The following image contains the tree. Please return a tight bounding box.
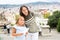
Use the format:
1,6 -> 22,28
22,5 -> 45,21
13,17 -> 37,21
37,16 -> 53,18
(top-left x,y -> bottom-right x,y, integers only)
48,10 -> 60,28
43,12 -> 50,19
57,18 -> 60,32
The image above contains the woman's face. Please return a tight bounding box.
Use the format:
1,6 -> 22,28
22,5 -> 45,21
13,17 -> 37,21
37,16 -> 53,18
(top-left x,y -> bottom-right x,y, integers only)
22,7 -> 28,16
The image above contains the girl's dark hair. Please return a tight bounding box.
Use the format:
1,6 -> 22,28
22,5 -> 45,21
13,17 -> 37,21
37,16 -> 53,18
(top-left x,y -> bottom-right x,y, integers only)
19,5 -> 30,17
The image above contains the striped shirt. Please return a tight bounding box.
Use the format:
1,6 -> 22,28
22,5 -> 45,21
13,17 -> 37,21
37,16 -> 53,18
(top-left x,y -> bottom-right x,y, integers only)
24,12 -> 40,33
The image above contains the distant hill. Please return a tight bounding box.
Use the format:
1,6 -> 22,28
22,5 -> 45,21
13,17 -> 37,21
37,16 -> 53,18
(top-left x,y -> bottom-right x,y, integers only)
27,2 -> 60,5
0,2 -> 60,8
0,4 -> 20,8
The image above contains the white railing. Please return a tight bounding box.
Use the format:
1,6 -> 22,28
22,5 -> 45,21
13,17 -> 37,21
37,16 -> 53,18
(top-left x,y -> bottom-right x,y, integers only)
35,17 -> 51,35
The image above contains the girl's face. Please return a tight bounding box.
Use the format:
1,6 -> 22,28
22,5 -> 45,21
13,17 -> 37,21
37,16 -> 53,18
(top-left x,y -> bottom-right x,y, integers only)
22,7 -> 28,16
18,17 -> 25,26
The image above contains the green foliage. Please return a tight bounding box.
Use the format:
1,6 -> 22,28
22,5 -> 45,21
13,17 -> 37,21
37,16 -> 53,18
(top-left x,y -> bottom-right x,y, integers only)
57,18 -> 60,32
43,12 -> 50,19
15,14 -> 20,21
48,10 -> 60,28
10,23 -> 15,26
0,37 -> 1,40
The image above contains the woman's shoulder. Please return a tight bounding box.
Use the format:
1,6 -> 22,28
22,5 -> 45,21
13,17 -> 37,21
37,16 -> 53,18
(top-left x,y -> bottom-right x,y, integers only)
30,12 -> 34,16
30,11 -> 34,14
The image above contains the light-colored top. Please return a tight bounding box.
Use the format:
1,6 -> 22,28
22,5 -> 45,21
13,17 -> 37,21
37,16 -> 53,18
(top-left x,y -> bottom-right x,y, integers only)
13,25 -> 28,40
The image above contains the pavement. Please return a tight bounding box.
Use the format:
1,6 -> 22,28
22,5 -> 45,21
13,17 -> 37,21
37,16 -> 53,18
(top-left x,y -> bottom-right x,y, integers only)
0,29 -> 60,40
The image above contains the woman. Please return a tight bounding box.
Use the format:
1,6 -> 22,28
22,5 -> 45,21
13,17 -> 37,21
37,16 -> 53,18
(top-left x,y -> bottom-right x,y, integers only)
19,5 -> 40,40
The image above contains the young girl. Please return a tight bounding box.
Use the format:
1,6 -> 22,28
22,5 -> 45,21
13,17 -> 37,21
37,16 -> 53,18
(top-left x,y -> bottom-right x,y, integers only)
12,16 -> 28,40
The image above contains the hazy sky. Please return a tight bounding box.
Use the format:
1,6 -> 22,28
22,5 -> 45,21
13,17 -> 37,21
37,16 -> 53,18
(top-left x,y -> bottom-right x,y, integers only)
0,0 -> 60,4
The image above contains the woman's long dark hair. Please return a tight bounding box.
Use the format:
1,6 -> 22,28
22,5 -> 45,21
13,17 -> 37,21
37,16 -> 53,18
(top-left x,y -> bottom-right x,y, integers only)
19,5 -> 30,17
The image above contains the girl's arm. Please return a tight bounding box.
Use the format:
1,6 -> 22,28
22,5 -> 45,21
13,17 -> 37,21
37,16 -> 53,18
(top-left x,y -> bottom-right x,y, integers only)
12,28 -> 23,36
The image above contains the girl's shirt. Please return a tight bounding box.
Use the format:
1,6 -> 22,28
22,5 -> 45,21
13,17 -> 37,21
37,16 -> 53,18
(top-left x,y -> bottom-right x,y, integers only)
13,25 -> 28,40
13,25 -> 28,35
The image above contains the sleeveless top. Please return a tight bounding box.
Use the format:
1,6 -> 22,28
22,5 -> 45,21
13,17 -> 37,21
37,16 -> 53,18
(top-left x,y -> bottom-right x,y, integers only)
13,25 -> 28,40
24,12 -> 40,33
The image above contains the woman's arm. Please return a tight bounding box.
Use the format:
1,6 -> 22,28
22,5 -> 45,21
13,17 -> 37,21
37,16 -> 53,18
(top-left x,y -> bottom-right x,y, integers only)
12,28 -> 23,36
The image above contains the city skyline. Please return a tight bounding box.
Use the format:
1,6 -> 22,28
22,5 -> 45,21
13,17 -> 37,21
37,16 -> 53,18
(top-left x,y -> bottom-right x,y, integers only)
0,0 -> 60,4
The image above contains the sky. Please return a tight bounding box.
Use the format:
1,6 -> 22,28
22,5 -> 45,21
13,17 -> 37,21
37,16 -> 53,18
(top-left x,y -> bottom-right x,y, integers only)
0,0 -> 60,4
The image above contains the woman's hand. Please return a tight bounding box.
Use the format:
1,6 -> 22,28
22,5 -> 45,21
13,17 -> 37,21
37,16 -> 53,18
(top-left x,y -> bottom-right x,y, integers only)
25,32 -> 28,40
26,32 -> 28,36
